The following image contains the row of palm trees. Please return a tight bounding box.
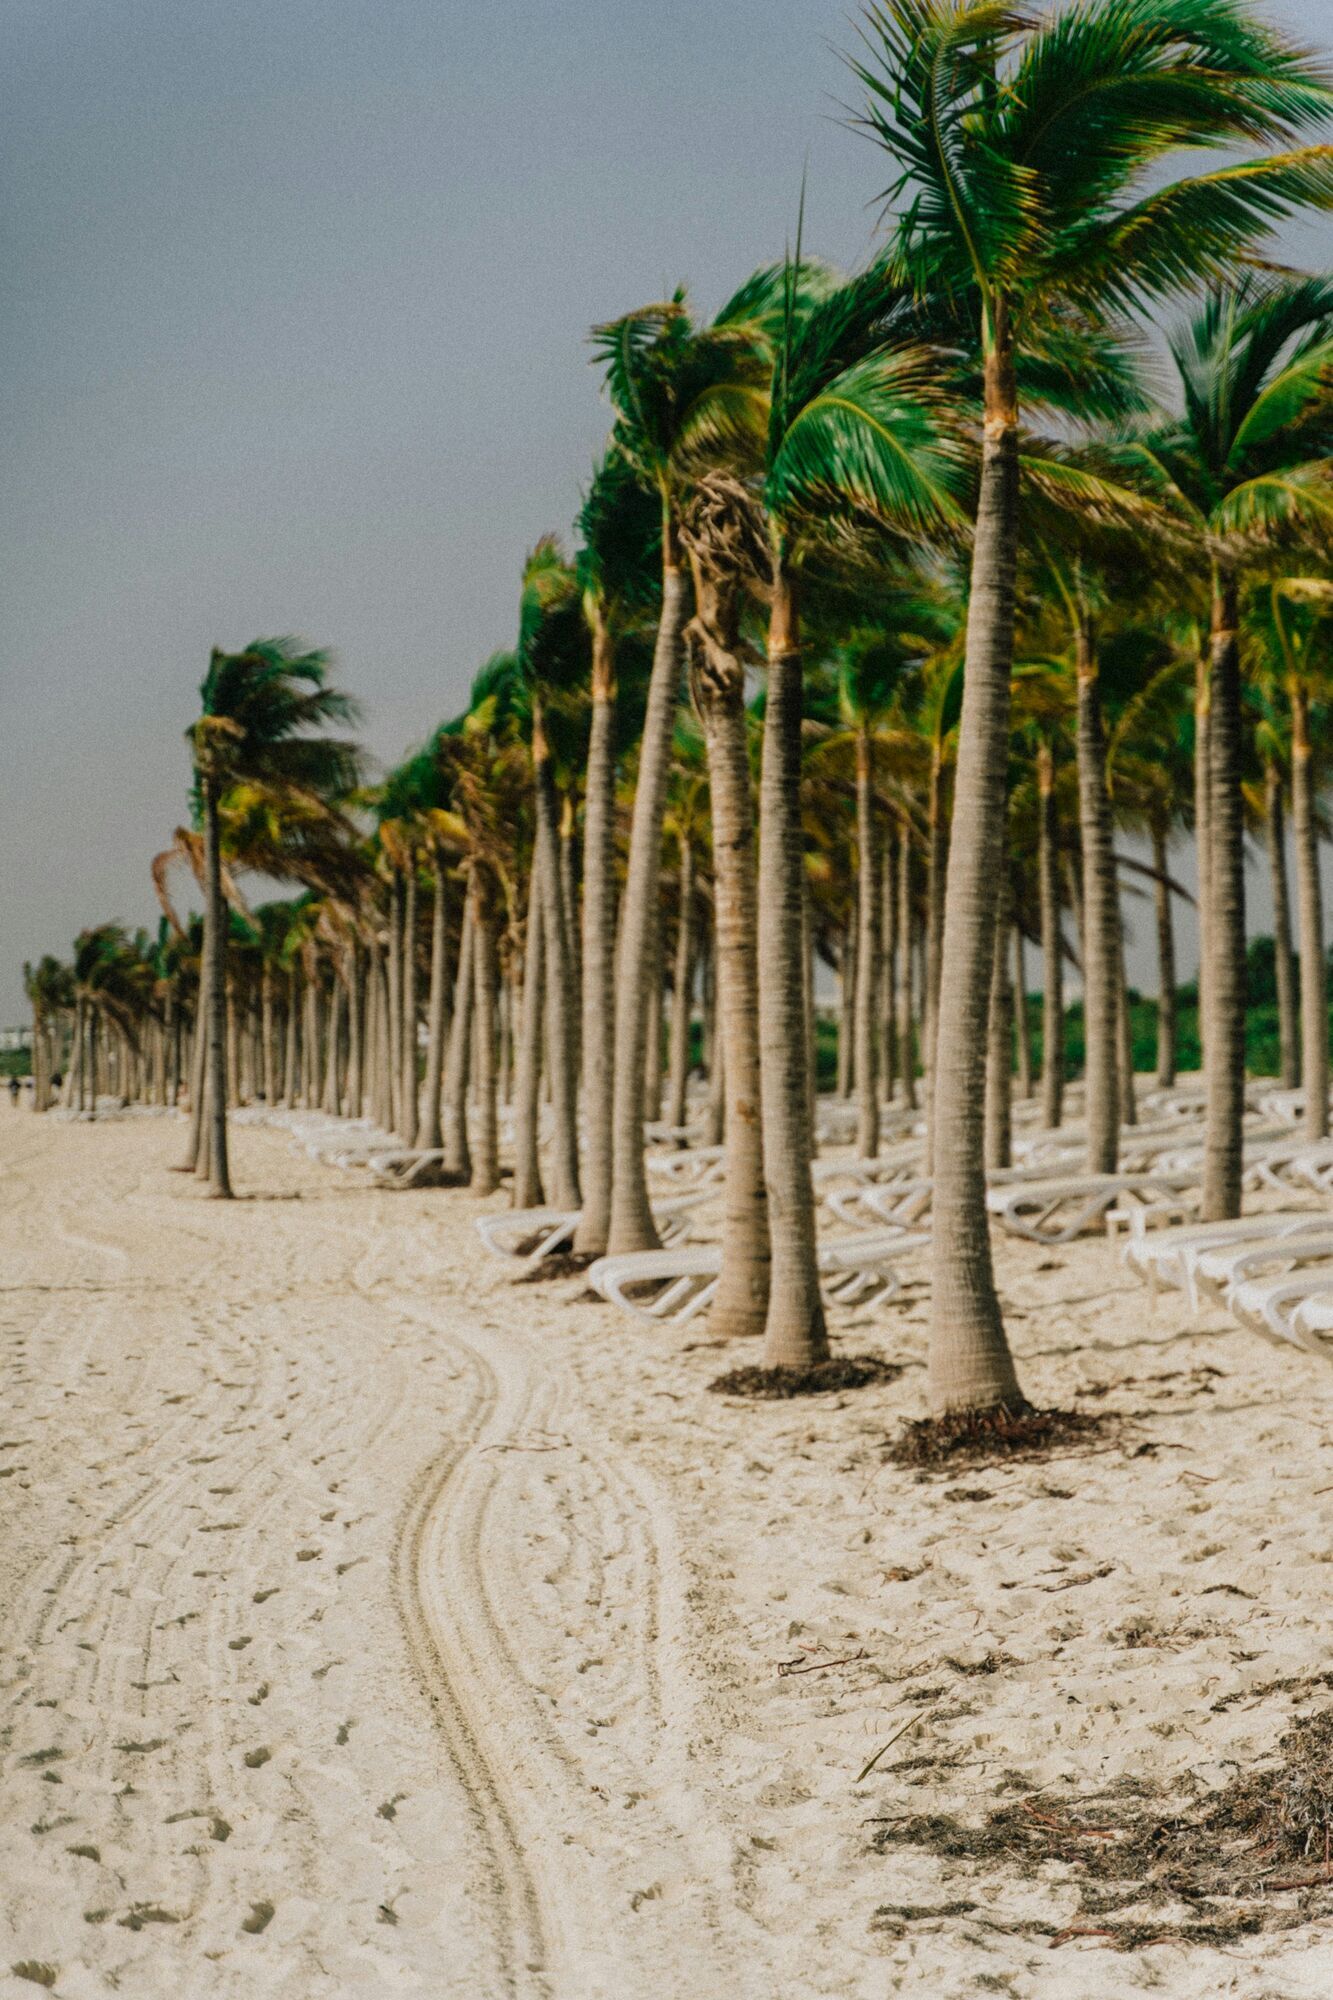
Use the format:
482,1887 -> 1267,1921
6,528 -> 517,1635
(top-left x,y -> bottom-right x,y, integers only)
24,0 -> 1333,1421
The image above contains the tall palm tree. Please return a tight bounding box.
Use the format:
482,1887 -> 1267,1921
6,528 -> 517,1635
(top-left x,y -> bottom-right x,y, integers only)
592,284 -> 776,1256
186,640 -> 359,1196
853,0 -> 1333,1411
1130,277 -> 1333,1202
572,451 -> 661,1254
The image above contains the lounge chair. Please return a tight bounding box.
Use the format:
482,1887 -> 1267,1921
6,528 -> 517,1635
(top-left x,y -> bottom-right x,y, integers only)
987,1170 -> 1200,1245
587,1226 -> 930,1327
1123,1211 -> 1330,1309
475,1187 -> 707,1264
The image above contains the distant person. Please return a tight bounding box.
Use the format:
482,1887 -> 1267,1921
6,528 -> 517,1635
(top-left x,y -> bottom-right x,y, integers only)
7,1076 -> 19,1107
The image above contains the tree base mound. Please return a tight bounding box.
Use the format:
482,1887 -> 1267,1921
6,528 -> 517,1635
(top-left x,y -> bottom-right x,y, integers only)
709,1354 -> 903,1399
887,1402 -> 1108,1469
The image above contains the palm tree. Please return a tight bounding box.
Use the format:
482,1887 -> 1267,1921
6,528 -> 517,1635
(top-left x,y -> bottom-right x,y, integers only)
592,284 -> 774,1256
572,451 -> 661,1254
1131,278 -> 1333,1198
853,0 -> 1333,1411
186,640 -> 359,1196
1252,575 -> 1333,1137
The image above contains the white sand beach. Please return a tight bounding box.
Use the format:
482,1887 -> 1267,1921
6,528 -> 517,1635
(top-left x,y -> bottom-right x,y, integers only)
3,1112 -> 1333,1998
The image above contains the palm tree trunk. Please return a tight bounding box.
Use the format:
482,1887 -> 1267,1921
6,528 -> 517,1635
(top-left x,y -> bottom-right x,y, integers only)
927,318 -> 1023,1414
418,856 -> 448,1152
698,651 -> 770,1340
758,568 -> 828,1369
1265,762 -> 1300,1091
443,879 -> 476,1179
572,628 -> 618,1254
511,856 -> 546,1210
560,790 -> 581,1088
531,720 -> 581,1208
836,916 -> 855,1101
470,872 -> 499,1195
1194,651 -> 1212,1078
1291,680 -> 1328,1141
1115,886 -> 1137,1128
985,879 -> 1013,1172
803,875 -> 818,1137
386,872 -> 403,1137
346,940 -> 363,1119
1204,571 -> 1246,1219
642,904 -> 664,1123
225,981 -> 240,1110
182,997 -> 207,1166
896,815 -> 917,1110
1151,817 -> 1177,1090
1013,927 -> 1033,1100
283,967 -> 299,1107
87,1006 -> 99,1122
1076,617 -> 1120,1176
202,775 -> 232,1195
855,731 -> 881,1158
261,962 -> 276,1105
882,825 -> 898,1101
606,540 -> 689,1254
401,865 -> 419,1146
665,836 -> 696,1132
923,750 -> 948,1107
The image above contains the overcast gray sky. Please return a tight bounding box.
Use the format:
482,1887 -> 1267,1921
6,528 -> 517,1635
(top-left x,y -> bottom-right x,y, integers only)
3,0 -> 1332,1016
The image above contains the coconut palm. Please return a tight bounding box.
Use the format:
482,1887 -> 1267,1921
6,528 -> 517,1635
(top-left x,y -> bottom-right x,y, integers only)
572,450 -> 661,1253
853,0 -> 1333,1412
1129,277 -> 1333,1200
186,640 -> 359,1196
592,282 -> 778,1256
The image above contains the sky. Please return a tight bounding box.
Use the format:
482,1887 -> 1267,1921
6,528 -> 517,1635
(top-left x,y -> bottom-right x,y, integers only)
4,0 -> 1333,1017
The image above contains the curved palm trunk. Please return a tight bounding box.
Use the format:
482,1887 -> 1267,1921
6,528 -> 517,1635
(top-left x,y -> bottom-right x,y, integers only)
202,775 -> 232,1196
533,708 -> 581,1208
665,836 -> 696,1133
401,865 -> 419,1146
1151,818 -> 1177,1090
1076,619 -> 1120,1176
1013,927 -> 1033,1101
511,855 -> 546,1210
927,324 -> 1023,1414
419,856 -> 448,1152
606,545 -> 690,1254
469,872 -> 500,1196
1204,573 -> 1246,1220
985,879 -> 1013,1172
1291,681 -> 1328,1142
1264,762 -> 1300,1092
572,627 -> 618,1255
758,570 -> 827,1369
854,731 -> 881,1159
694,583 -> 770,1340
443,880 -> 476,1179
896,817 -> 917,1110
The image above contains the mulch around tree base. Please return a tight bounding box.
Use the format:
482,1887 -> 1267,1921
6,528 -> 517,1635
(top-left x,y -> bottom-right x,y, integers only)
885,1403 -> 1110,1469
512,1251 -> 599,1284
709,1355 -> 904,1399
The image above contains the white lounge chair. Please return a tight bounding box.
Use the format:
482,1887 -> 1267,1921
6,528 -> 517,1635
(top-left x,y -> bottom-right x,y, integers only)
1123,1211 -> 1330,1308
587,1226 -> 930,1327
987,1170 -> 1200,1245
475,1188 -> 707,1264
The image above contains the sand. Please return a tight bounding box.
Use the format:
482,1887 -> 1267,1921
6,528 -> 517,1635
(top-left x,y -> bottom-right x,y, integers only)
2,1110 -> 1332,1998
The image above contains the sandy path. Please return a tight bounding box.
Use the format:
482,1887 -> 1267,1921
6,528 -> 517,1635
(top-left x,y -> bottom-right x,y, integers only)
4,1112 -> 1333,1999
0,1117 -> 745,1998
